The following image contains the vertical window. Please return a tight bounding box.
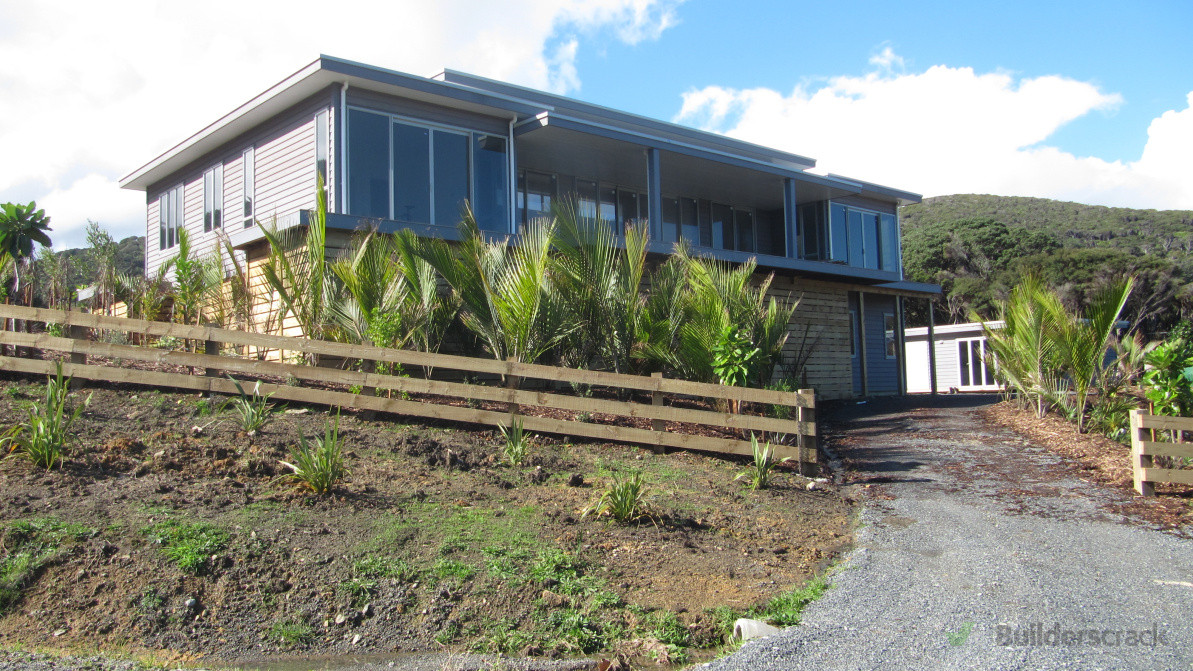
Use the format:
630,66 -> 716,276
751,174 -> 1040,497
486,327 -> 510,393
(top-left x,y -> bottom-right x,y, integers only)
315,110 -> 329,195
393,121 -> 430,224
598,184 -> 617,230
679,198 -> 699,242
242,147 -> 255,228
958,340 -> 971,386
829,203 -> 848,262
884,313 -> 897,359
847,209 -> 865,267
203,164 -> 223,232
522,171 -> 556,224
348,109 -> 390,218
433,129 -> 469,227
576,179 -> 598,220
880,213 -> 899,272
735,208 -> 755,253
849,309 -> 858,358
617,189 -> 639,228
698,199 -> 713,247
473,134 -> 509,233
711,202 -> 733,250
661,197 -> 680,243
800,201 -> 827,260
864,212 -> 881,269
159,184 -> 183,250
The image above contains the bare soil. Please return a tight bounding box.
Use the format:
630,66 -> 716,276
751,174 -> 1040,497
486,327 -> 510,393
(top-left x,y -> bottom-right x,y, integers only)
0,373 -> 851,668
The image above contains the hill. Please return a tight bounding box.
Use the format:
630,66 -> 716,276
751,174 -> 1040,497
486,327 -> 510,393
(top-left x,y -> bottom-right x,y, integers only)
898,195 -> 1193,334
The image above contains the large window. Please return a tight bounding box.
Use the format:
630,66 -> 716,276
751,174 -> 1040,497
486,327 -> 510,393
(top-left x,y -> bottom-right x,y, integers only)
347,108 -> 509,231
203,165 -> 223,232
242,147 -> 255,228
158,184 -> 183,250
828,202 -> 899,271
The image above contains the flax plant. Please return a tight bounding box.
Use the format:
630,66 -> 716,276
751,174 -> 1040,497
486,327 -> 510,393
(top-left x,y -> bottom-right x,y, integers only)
280,411 -> 347,495
3,363 -> 90,470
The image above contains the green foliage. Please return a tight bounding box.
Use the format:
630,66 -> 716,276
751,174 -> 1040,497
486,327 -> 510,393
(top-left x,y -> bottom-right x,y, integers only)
582,470 -> 650,523
751,575 -> 829,627
432,558 -> 477,582
1,517 -> 97,613
541,608 -> 621,653
227,376 -> 275,435
280,411 -> 347,495
901,195 -> 1192,334
736,434 -> 791,490
713,324 -> 762,387
342,555 -> 419,604
1142,339 -> 1193,417
166,229 -> 219,326
269,618 -> 314,645
421,212 -> 569,365
260,177 -> 334,351
144,520 -> 230,574
498,417 -> 531,466
3,362 -> 90,469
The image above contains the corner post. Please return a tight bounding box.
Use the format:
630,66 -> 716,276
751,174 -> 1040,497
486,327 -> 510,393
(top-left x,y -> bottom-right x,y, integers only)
797,388 -> 817,476
1130,409 -> 1154,497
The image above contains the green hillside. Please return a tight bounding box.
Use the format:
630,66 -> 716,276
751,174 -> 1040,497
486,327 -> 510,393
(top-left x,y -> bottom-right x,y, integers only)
899,195 -> 1193,334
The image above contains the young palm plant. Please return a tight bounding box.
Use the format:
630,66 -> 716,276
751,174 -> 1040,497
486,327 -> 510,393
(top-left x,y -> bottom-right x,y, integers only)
280,411 -> 348,496
3,363 -> 90,470
736,433 -> 791,490
259,179 -> 336,358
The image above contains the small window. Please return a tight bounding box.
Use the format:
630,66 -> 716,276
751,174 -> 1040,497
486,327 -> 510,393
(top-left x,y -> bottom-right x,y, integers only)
203,164 -> 223,232
849,309 -> 858,358
884,313 -> 897,360
159,184 -> 183,250
315,110 -> 329,195
242,147 -> 255,227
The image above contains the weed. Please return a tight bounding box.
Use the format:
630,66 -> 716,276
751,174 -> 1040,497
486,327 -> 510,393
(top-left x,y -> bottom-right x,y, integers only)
766,379 -> 796,420
641,610 -> 691,647
154,335 -> 184,350
498,417 -> 531,466
269,618 -> 314,645
735,433 -> 791,491
227,376 -> 275,435
576,411 -> 595,423
947,621 -> 974,646
0,517 -> 95,613
582,470 -> 650,523
144,520 -> 230,574
3,385 -> 23,399
138,588 -> 165,613
474,617 -> 534,654
193,396 -> 224,417
434,620 -> 462,645
0,550 -> 54,613
433,558 -> 477,582
279,411 -> 348,496
2,362 -> 90,470
750,574 -> 829,626
542,608 -> 620,653
482,546 -> 530,582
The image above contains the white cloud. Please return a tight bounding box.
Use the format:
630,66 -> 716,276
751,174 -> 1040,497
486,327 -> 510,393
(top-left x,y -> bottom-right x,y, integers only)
675,58 -> 1193,211
0,0 -> 681,250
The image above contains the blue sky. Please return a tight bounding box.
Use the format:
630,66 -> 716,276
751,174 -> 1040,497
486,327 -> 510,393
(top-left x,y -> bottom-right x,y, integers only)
570,0 -> 1192,165
0,0 -> 1190,249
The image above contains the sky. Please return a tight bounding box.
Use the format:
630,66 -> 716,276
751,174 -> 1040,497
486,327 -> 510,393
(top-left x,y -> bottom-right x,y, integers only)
1,0 -> 1191,250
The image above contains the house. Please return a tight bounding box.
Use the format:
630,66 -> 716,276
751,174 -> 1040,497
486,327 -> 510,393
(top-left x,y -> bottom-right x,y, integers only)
905,321 -> 1003,394
119,56 -> 939,400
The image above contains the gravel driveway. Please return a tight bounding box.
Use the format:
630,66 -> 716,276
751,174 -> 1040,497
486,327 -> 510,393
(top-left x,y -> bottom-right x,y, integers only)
704,395 -> 1193,671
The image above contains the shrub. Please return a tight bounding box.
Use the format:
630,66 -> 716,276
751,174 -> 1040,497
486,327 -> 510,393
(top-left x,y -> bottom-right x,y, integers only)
280,412 -> 347,496
582,470 -> 650,523
3,362 -> 89,470
751,575 -> 829,627
227,376 -> 275,435
736,433 -> 791,491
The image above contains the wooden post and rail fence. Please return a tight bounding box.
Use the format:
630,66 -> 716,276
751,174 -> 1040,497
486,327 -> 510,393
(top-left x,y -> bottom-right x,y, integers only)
0,305 -> 818,470
1129,409 -> 1193,497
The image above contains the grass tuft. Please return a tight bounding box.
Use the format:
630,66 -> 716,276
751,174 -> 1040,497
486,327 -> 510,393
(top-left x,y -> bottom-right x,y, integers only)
2,362 -> 89,470
144,520 -> 230,574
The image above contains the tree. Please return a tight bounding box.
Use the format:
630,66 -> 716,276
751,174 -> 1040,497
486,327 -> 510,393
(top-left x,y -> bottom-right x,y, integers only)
84,221 -> 119,315
0,201 -> 53,304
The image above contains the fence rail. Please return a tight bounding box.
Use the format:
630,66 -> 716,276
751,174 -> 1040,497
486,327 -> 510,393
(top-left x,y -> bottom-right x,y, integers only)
1129,409 -> 1193,496
0,305 -> 817,468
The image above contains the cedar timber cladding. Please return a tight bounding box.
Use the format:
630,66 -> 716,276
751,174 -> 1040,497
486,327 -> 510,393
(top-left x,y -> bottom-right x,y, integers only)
768,275 -> 852,401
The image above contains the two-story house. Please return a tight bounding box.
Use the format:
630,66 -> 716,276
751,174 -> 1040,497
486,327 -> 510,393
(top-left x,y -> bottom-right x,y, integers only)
119,56 -> 939,399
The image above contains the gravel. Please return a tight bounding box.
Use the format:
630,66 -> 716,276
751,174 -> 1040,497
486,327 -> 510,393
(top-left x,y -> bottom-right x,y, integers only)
703,395 -> 1193,671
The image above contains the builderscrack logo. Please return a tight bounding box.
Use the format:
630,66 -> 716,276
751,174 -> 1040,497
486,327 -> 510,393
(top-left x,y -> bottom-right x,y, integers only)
996,622 -> 1170,648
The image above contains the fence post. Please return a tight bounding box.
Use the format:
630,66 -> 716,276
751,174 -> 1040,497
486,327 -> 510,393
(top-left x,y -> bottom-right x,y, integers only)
203,324 -> 219,378
505,356 -> 521,417
651,372 -> 665,432
67,321 -> 87,390
1130,409 -> 1154,497
797,388 -> 818,477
